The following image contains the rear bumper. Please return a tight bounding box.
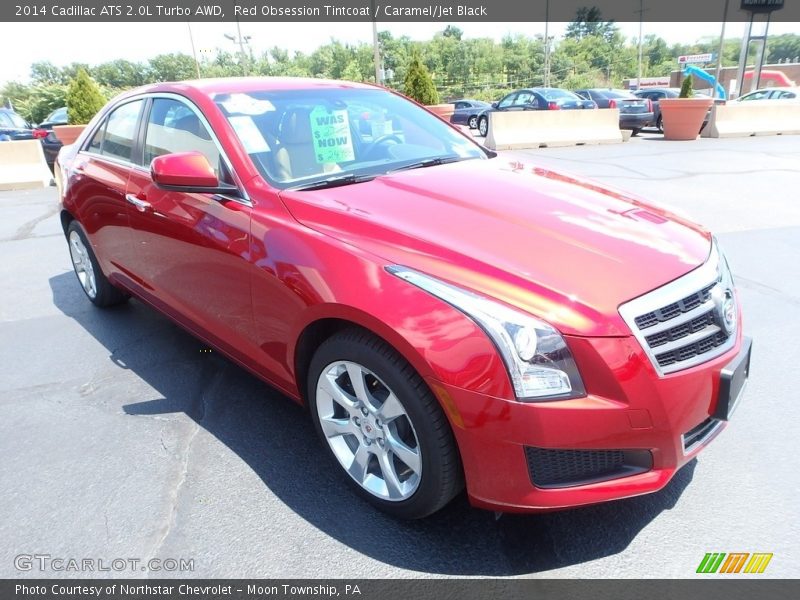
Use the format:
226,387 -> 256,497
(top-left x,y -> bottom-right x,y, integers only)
430,330 -> 748,512
620,113 -> 654,129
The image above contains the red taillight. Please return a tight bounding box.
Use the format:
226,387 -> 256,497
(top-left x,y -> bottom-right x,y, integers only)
32,128 -> 48,139
647,99 -> 653,112
548,101 -> 560,110
608,99 -> 617,109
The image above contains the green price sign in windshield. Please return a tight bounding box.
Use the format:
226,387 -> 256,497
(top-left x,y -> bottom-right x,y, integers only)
310,106 -> 355,164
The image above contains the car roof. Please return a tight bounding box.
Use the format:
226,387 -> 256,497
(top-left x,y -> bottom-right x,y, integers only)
744,86 -> 799,93
121,77 -> 379,100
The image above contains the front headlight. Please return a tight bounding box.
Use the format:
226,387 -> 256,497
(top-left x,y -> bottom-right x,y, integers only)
386,266 -> 586,401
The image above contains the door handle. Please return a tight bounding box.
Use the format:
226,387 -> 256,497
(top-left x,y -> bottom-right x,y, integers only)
125,194 -> 151,212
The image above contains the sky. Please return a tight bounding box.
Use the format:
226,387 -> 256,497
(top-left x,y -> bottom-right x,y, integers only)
1,20 -> 798,85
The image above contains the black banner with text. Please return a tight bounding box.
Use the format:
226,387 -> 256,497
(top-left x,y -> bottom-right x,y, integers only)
3,0 -> 800,22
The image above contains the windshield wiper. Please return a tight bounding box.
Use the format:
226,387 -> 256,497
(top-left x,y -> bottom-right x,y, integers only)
388,155 -> 468,173
286,173 -> 376,192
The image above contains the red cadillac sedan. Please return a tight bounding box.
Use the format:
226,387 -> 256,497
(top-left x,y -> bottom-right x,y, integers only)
56,78 -> 751,519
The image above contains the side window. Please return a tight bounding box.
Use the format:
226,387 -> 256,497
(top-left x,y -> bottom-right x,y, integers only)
513,92 -> 533,106
497,93 -> 517,109
86,120 -> 106,153
144,98 -> 220,174
0,113 -> 13,128
454,101 -> 468,110
100,100 -> 144,162
774,91 -> 796,99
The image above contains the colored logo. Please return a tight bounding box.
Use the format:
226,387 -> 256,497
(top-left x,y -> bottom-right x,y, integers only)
697,552 -> 773,574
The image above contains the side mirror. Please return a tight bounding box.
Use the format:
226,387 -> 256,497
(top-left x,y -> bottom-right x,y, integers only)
151,152 -> 238,195
491,102 -> 499,109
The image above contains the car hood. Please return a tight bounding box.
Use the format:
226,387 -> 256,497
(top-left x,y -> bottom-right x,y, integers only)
279,157 -> 711,337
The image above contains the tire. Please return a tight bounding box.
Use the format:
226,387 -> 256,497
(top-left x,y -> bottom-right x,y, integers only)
468,115 -> 478,129
656,115 -> 663,133
478,115 -> 488,137
307,328 -> 463,519
66,221 -> 129,308
631,128 -> 641,137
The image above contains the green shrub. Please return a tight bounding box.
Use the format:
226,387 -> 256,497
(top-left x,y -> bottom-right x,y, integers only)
403,52 -> 440,105
66,69 -> 106,125
679,74 -> 694,98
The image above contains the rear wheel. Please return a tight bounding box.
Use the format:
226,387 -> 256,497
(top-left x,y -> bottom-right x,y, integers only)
478,115 -> 488,137
468,115 -> 478,129
308,329 -> 463,519
656,115 -> 663,133
67,221 -> 129,308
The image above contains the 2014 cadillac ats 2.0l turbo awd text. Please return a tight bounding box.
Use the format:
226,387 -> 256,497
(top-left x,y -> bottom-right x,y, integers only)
55,77 -> 752,519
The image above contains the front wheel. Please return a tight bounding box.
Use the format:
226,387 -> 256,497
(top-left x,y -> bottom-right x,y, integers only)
308,329 -> 463,519
478,116 -> 488,137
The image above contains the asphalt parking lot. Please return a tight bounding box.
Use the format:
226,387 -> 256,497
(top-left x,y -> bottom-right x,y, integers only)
1,134 -> 798,579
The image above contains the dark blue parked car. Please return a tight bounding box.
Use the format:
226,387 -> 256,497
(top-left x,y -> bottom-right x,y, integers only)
0,108 -> 36,141
475,88 -> 597,137
449,98 -> 491,129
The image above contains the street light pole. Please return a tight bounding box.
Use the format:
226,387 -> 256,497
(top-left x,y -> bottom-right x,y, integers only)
543,0 -> 550,87
713,0 -> 730,99
637,0 -> 644,89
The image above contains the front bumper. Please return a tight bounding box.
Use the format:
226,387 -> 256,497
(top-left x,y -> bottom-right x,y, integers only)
429,331 -> 750,512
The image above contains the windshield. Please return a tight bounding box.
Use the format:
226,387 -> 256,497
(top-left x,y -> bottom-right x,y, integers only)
214,87 -> 486,189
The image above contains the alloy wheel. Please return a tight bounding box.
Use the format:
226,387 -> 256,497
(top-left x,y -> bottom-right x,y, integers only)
69,230 -> 97,299
315,360 -> 422,501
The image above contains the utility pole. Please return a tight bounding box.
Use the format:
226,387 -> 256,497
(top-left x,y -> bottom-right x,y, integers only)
225,19 -> 251,76
371,0 -> 382,84
187,22 -> 201,79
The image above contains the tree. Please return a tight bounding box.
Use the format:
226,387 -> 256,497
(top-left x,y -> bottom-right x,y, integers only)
66,69 -> 106,125
442,25 -> 463,40
147,54 -> 197,82
565,8 -> 618,44
403,52 -> 440,104
20,84 -> 67,124
30,61 -> 62,85
93,59 -> 147,89
341,61 -> 363,82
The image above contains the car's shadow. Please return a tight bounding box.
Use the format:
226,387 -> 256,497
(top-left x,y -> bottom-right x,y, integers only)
50,271 -> 696,576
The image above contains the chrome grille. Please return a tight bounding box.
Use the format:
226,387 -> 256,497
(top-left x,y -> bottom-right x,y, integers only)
618,243 -> 737,376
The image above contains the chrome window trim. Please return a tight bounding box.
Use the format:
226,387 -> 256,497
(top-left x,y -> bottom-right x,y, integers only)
618,241 -> 736,376
80,91 -> 251,207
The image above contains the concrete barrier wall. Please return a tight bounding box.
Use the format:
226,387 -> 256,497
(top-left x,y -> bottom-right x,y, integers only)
0,140 -> 53,191
485,109 -> 623,150
702,101 -> 800,138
